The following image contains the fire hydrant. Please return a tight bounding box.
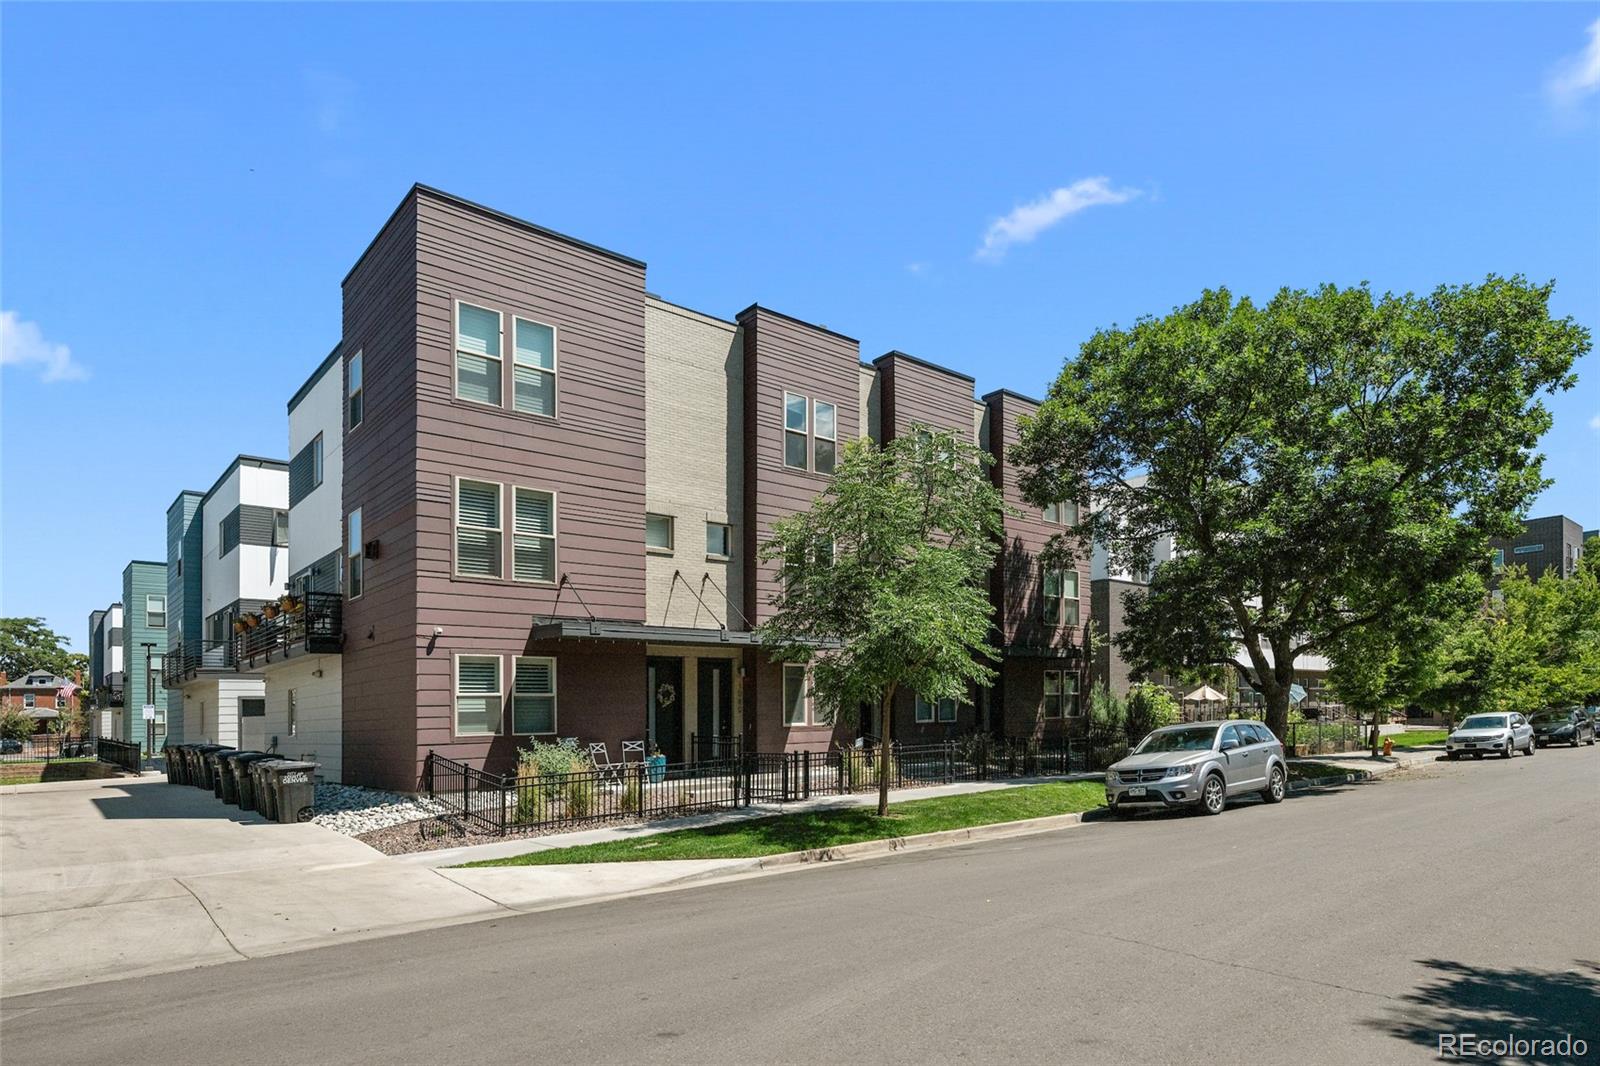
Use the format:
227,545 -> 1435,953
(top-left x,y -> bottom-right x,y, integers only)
1382,736 -> 1394,757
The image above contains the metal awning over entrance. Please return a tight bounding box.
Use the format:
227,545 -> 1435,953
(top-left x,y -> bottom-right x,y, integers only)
529,619 -> 766,646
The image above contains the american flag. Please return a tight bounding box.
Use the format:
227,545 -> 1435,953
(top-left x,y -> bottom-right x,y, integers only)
58,680 -> 79,704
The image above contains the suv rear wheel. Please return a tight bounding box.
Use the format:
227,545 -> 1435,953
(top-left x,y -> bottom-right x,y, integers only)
1261,764 -> 1286,804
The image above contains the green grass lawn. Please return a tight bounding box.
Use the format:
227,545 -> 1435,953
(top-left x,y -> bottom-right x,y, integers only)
0,758 -> 113,786
1384,730 -> 1448,748
459,781 -> 1108,867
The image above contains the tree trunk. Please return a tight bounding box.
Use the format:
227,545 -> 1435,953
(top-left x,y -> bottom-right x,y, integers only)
1262,685 -> 1291,743
877,687 -> 895,817
1369,708 -> 1382,757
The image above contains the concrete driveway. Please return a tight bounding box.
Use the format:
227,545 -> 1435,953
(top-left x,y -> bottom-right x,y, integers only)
0,776 -> 510,996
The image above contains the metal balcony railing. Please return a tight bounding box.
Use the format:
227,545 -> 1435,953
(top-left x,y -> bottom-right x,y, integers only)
233,592 -> 344,667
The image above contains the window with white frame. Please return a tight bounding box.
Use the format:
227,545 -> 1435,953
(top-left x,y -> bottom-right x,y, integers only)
456,302 -> 503,406
813,400 -> 837,475
784,393 -> 808,470
1043,501 -> 1078,525
272,509 -> 289,548
512,488 -> 556,583
456,479 -> 503,578
915,694 -> 958,723
455,655 -> 502,735
348,350 -> 364,429
1041,566 -> 1080,626
1492,548 -> 1505,569
706,522 -> 732,560
347,508 -> 364,598
146,595 -> 166,629
513,657 -> 557,734
512,317 -> 556,417
782,663 -> 807,726
24,693 -> 35,709
645,513 -> 674,553
1043,670 -> 1080,718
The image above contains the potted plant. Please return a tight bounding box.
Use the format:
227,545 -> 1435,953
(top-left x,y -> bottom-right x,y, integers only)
232,619 -> 248,635
281,593 -> 303,614
242,613 -> 262,630
646,743 -> 667,784
263,602 -> 281,620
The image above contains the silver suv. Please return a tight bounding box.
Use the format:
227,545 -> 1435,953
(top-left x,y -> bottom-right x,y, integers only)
1105,720 -> 1288,817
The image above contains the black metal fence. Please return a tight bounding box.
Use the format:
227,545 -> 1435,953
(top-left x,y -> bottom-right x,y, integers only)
97,737 -> 144,774
425,731 -> 1127,838
0,734 -> 97,764
1285,717 -> 1368,756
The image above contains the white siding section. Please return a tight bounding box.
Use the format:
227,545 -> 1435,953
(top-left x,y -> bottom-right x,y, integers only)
288,365 -> 345,573
242,656 -> 342,783
178,676 -> 265,748
643,298 -> 745,629
200,461 -> 291,622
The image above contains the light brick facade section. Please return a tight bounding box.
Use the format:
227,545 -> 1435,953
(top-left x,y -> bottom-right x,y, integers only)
642,298 -> 746,629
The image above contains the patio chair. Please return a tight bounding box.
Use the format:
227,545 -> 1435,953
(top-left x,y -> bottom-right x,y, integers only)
621,740 -> 646,765
589,742 -> 625,783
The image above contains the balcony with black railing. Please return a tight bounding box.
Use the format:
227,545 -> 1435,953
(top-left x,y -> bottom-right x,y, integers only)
233,592 -> 344,668
163,639 -> 234,686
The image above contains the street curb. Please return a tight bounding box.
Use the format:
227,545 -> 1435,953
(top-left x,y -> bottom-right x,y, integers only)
751,809 -> 1103,869
1287,765 -> 1388,793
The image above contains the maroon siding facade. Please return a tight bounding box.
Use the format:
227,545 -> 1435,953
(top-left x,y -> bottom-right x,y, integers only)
873,351 -> 977,443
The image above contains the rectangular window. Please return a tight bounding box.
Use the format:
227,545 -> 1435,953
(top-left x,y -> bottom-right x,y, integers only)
513,657 -> 557,734
1513,543 -> 1542,555
287,689 -> 297,737
937,697 -> 958,723
454,655 -> 502,736
348,350 -> 363,429
1043,502 -> 1078,525
289,434 -> 324,506
784,393 -> 808,470
916,695 -> 958,723
1492,548 -> 1505,569
1063,675 -> 1082,717
240,697 -> 266,718
347,508 -> 364,599
645,513 -> 674,553
512,317 -> 556,417
219,511 -> 240,556
1062,568 -> 1079,625
272,509 -> 289,548
813,400 -> 837,475
782,664 -> 807,726
512,488 -> 556,583
24,693 -> 35,709
456,302 -> 503,406
1042,568 -> 1079,625
706,522 -> 731,560
146,595 -> 166,629
456,479 -> 503,578
1043,670 -> 1063,718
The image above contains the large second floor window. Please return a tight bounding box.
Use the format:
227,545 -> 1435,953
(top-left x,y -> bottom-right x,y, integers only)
1043,670 -> 1080,718
784,393 -> 808,469
146,595 -> 166,629
456,479 -> 503,578
513,657 -> 557,734
456,302 -> 503,406
813,400 -> 837,474
513,488 -> 556,583
915,694 -> 958,724
783,391 -> 840,475
1041,566 -> 1080,626
1042,501 -> 1078,525
512,317 -> 556,417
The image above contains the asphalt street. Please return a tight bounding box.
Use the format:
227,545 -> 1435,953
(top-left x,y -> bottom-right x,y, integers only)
4,747 -> 1597,1065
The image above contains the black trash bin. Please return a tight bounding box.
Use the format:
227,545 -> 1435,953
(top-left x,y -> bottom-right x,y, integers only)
217,751 -> 261,804
189,745 -> 226,790
164,745 -> 188,785
267,761 -> 320,824
252,759 -> 288,820
206,749 -> 240,798
231,752 -> 279,811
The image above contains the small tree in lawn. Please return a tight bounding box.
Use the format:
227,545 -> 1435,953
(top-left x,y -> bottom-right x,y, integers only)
759,429 -> 1006,817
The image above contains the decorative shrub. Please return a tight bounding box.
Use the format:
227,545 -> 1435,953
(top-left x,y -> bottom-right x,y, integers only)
513,784 -> 548,824
565,775 -> 598,818
0,709 -> 33,743
1125,682 -> 1179,742
620,777 -> 642,813
519,740 -> 595,801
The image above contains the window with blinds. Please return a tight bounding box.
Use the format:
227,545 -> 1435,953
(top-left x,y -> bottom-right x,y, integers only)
456,479 -> 502,578
289,434 -> 324,506
512,317 -> 556,417
512,488 -> 556,583
513,657 -> 556,734
455,655 -> 501,736
456,302 -> 503,406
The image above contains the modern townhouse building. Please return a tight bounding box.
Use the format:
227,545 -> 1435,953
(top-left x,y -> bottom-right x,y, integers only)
1489,514 -> 1588,583
162,456 -> 288,748
321,184 -> 1090,791
231,348 -> 347,781
120,560 -> 169,750
88,603 -> 125,734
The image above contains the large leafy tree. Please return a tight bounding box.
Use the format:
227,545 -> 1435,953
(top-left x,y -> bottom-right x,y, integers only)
1012,277 -> 1586,738
759,429 -> 1006,816
0,617 -> 88,682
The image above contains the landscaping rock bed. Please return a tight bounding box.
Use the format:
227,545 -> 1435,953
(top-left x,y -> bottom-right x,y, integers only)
354,811 -> 646,856
310,784 -> 451,836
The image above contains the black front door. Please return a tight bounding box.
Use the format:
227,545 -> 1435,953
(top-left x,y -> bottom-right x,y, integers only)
647,657 -> 685,763
696,659 -> 735,758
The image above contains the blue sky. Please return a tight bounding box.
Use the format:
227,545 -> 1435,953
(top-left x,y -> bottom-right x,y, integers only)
3,4 -> 1598,653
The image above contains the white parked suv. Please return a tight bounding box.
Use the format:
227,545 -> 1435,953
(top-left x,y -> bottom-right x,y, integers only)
1446,713 -> 1535,759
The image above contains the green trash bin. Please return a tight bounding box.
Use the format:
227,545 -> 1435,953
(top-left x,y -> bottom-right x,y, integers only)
268,761 -> 320,824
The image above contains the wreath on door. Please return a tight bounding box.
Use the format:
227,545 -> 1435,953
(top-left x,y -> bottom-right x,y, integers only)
656,682 -> 677,708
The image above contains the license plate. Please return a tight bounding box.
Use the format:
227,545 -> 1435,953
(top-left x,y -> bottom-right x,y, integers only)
1125,786 -> 1147,797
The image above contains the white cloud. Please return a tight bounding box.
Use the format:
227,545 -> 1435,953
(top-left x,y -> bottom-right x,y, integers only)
1589,412 -> 1600,431
976,177 -> 1140,261
906,261 -> 931,276
0,312 -> 88,383
1547,18 -> 1600,106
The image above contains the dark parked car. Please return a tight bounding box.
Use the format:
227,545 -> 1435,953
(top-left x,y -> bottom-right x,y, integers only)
1530,707 -> 1596,747
0,738 -> 22,754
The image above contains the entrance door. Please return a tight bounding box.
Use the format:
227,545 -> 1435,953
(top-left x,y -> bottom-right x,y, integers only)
696,659 -> 735,759
647,657 -> 685,763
